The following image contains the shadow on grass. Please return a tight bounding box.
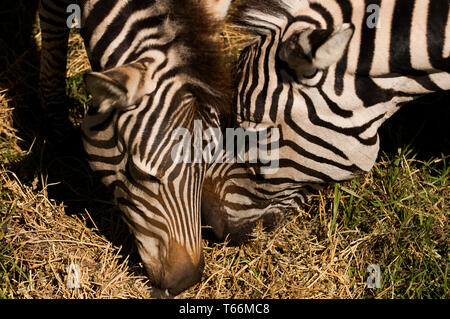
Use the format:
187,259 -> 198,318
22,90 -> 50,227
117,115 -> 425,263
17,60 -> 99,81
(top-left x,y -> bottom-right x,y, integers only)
379,91 -> 450,161
0,0 -> 142,269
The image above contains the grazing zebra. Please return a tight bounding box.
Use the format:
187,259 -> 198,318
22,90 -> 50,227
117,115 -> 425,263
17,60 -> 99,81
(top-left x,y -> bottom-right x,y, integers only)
39,0 -> 232,294
201,0 -> 450,242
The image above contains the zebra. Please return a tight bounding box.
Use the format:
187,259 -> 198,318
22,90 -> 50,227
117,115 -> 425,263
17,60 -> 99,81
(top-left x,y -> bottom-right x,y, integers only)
39,0 -> 232,294
201,0 -> 450,242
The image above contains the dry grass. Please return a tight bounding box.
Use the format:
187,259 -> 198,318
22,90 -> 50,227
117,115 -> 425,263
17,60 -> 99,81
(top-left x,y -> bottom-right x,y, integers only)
1,170 -> 151,299
0,9 -> 448,299
0,89 -> 25,166
0,166 -> 370,299
181,209 -> 366,299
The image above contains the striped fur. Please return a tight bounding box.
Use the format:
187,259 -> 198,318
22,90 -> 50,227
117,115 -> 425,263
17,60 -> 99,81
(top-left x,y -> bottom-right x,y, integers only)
202,0 -> 450,241
39,0 -> 231,294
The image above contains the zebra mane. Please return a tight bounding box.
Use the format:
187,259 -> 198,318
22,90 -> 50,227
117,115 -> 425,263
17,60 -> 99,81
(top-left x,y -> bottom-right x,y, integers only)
230,0 -> 298,33
169,0 -> 232,117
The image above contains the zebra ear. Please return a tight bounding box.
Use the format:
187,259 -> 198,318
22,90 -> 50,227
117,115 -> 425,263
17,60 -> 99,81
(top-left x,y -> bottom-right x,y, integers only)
312,24 -> 354,69
202,0 -> 231,20
84,60 -> 153,108
280,24 -> 354,76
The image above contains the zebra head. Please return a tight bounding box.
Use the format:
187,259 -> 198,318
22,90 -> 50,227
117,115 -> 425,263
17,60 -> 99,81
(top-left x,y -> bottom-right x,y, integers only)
232,0 -> 449,176
80,0 -> 231,294
202,0 -> 450,241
